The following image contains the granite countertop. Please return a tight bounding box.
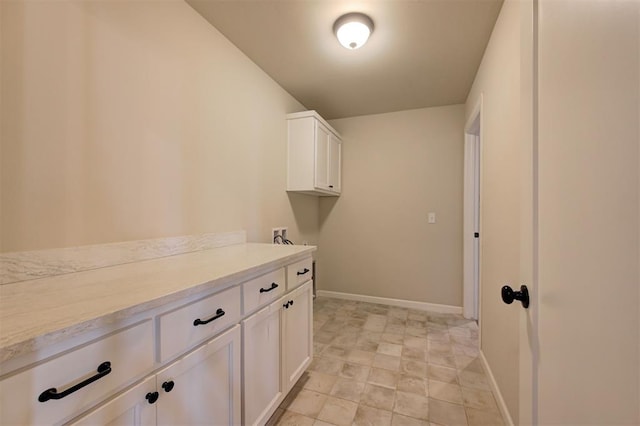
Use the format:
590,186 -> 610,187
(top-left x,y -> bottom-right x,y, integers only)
0,243 -> 315,364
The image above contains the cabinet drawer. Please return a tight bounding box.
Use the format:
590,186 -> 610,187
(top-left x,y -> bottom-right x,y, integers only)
287,257 -> 313,290
242,268 -> 285,314
0,320 -> 154,426
158,286 -> 240,362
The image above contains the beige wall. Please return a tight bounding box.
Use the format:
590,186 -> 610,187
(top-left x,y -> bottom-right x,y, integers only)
465,0 -> 521,421
317,105 -> 465,307
0,0 -> 318,252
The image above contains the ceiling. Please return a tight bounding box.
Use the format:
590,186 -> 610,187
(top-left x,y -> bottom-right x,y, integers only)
186,0 -> 503,120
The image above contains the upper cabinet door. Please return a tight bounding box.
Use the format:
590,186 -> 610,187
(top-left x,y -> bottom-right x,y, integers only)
314,122 -> 331,191
328,133 -> 342,193
287,111 -> 342,197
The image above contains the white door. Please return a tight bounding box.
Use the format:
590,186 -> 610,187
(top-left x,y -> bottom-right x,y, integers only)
282,281 -> 313,391
531,1 -> 640,423
242,302 -> 282,426
156,325 -> 241,426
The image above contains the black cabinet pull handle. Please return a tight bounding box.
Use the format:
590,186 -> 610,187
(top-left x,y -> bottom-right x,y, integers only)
38,361 -> 112,402
162,380 -> 175,393
283,301 -> 290,309
289,300 -> 294,306
297,268 -> 310,276
329,185 -> 334,188
193,308 -> 225,326
259,283 -> 279,293
501,285 -> 530,309
146,391 -> 159,404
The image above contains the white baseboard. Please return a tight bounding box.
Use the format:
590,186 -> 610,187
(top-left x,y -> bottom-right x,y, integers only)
316,290 -> 462,315
479,350 -> 515,426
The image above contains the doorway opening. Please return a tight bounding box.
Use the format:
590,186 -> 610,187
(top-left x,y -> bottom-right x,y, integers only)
463,100 -> 481,321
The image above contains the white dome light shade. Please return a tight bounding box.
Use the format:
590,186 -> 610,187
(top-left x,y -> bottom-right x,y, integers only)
334,13 -> 374,50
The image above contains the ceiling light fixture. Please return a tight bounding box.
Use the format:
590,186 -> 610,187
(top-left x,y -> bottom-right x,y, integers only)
333,12 -> 374,50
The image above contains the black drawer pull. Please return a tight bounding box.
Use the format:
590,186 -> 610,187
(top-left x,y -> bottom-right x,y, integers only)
259,283 -> 279,293
193,308 -> 225,326
297,268 -> 310,276
329,185 -> 334,188
38,361 -> 112,402
146,392 -> 159,404
162,380 -> 175,393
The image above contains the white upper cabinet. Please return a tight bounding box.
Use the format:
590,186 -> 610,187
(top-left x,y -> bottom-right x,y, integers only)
287,111 -> 342,196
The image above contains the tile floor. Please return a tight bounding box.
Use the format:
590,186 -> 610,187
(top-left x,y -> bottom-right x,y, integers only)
267,297 -> 505,426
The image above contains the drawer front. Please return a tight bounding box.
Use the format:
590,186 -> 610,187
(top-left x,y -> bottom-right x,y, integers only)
287,257 -> 313,290
0,320 -> 154,426
159,285 -> 241,362
242,268 -> 285,314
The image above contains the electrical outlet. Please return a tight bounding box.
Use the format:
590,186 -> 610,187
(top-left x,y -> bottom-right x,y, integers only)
272,228 -> 281,244
272,227 -> 288,244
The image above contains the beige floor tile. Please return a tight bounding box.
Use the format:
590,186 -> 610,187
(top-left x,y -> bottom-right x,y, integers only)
428,380 -> 463,405
391,413 -> 429,426
317,396 -> 358,426
287,389 -> 328,418
303,371 -> 340,394
378,342 -> 404,357
309,299 -> 504,426
310,357 -> 345,376
428,398 -> 467,426
352,405 -> 393,426
316,331 -> 337,344
368,367 -> 400,389
426,365 -> 458,384
275,410 -> 316,426
357,339 -> 381,353
465,407 -> 505,426
348,349 -> 376,366
388,309 -> 409,320
457,371 -> 490,391
385,324 -> 407,335
373,354 -> 402,371
400,359 -> 427,377
427,341 -> 453,356
340,362 -> 371,382
406,327 -> 428,338
397,375 -> 428,397
427,352 -> 457,369
393,391 -> 429,421
461,388 -> 498,411
382,333 -> 405,345
451,344 -> 479,358
401,347 -> 426,361
322,345 -> 350,360
313,421 -> 336,426
361,383 -> 396,411
330,377 -> 366,402
404,336 -> 428,350
455,356 -> 484,374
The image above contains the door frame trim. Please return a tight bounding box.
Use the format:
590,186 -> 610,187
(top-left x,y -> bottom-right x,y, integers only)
463,95 -> 483,322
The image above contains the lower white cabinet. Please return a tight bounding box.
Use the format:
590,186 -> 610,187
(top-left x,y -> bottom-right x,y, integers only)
282,281 -> 313,392
70,326 -> 241,426
156,325 -> 241,426
1,255 -> 313,426
242,302 -> 283,426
